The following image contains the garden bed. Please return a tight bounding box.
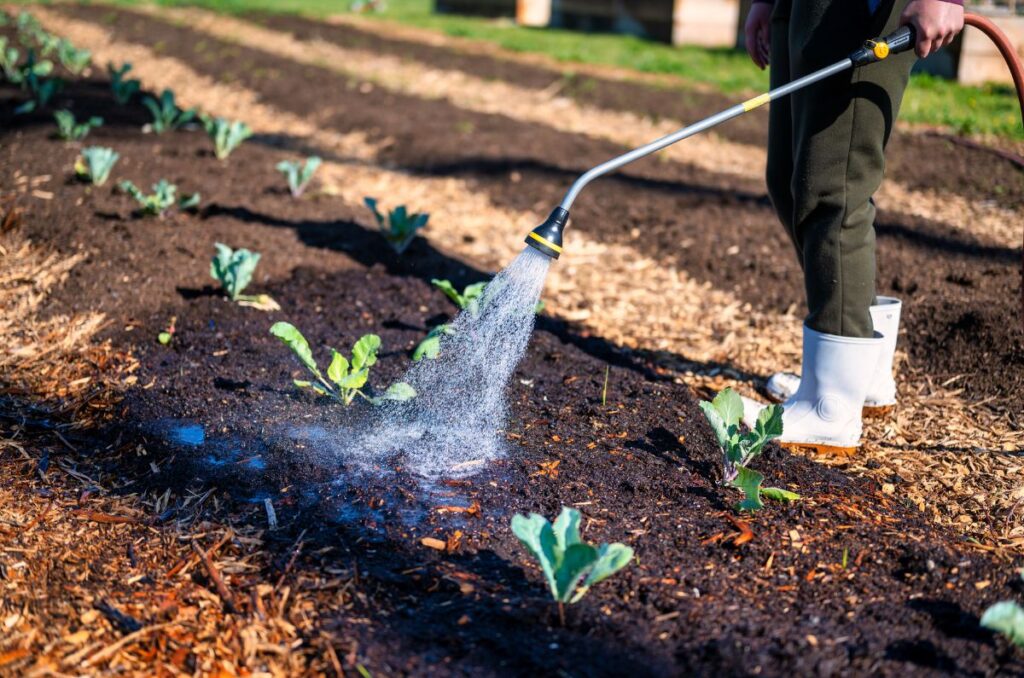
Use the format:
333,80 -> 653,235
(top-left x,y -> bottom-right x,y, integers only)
2,7 -> 1023,676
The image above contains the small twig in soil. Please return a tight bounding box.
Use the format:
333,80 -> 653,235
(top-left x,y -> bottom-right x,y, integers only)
191,540 -> 239,614
82,622 -> 173,668
166,529 -> 233,578
275,528 -> 308,591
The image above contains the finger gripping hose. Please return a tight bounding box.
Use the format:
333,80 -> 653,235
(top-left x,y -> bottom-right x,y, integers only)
963,13 -> 1024,328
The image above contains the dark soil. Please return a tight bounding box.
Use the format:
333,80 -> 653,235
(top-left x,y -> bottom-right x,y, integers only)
53,4 -> 1024,414
3,14 -> 1024,676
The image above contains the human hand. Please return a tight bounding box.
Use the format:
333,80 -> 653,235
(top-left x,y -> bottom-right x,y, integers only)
900,0 -> 964,59
744,3 -> 772,70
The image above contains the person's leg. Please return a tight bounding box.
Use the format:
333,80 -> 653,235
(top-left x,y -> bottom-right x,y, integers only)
788,0 -> 914,337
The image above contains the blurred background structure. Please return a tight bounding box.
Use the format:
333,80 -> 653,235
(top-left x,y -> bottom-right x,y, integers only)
435,0 -> 1024,86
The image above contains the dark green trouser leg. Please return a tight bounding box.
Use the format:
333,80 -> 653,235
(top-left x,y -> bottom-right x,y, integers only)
766,0 -> 914,338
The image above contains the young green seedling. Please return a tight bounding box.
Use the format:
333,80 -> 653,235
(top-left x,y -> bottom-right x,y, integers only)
209,243 -> 277,310
142,89 -> 196,134
56,39 -> 90,75
364,197 -> 429,254
269,322 -> 415,406
108,63 -> 140,105
511,507 -> 633,622
202,116 -> 252,160
981,570 -> 1024,647
54,109 -> 102,142
698,388 -> 797,511
275,156 -> 321,198
75,146 -> 119,186
11,50 -> 60,114
119,180 -> 200,218
411,279 -> 485,362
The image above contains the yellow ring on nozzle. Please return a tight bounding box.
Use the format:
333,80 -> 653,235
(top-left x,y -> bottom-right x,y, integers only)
873,41 -> 890,59
528,231 -> 563,254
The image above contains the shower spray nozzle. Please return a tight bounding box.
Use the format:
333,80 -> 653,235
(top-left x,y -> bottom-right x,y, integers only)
525,207 -> 569,260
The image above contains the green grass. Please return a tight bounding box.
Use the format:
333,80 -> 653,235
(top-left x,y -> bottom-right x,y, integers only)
33,0 -> 1024,138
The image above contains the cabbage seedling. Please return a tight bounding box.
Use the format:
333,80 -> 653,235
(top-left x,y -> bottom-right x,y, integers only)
276,156 -> 321,197
269,322 -> 415,406
56,39 -> 90,75
119,180 -> 200,217
982,601 -> 1024,647
511,507 -> 633,621
75,146 -> 119,186
54,109 -> 102,141
364,197 -> 429,254
698,388 -> 797,511
412,279 -> 484,361
108,63 -> 140,105
202,116 -> 252,160
210,243 -> 264,302
142,89 -> 196,134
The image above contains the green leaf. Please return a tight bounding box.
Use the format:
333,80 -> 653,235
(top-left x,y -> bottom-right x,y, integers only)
761,487 -> 801,503
326,349 -> 349,385
511,513 -> 559,600
431,279 -> 463,307
350,334 -> 380,372
551,506 -> 584,552
755,403 -> 784,439
412,332 -> 442,362
698,400 -> 730,450
379,381 -> 415,402
733,465 -> 765,512
712,388 -> 744,428
554,543 -> 598,603
270,322 -> 320,376
581,542 -> 634,589
294,379 -> 329,397
157,332 -> 172,345
336,368 -> 368,391
981,601 -> 1024,647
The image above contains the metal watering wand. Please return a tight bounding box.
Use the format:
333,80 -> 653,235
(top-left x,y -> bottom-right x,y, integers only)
524,25 -> 918,260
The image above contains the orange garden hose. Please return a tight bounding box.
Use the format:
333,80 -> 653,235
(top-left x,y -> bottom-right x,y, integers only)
962,13 -> 1024,327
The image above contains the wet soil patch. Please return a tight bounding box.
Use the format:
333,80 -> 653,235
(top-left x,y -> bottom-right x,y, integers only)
52,5 -> 1024,411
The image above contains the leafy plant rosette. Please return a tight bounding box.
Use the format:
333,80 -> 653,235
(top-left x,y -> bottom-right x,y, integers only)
981,570 -> 1024,647
698,388 -> 799,511
270,322 -> 415,407
210,243 -> 279,311
511,507 -> 633,605
364,197 -> 429,254
276,157 -> 321,198
74,146 -> 119,186
202,116 -> 252,160
118,179 -> 200,218
54,109 -> 102,142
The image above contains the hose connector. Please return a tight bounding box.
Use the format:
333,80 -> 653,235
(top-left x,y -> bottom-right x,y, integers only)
525,207 -> 569,260
849,25 -> 916,65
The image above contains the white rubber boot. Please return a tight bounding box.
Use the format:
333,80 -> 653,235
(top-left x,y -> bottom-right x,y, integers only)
744,325 -> 883,456
765,297 -> 902,416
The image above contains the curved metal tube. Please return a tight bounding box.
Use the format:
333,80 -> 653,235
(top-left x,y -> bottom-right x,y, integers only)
558,58 -> 854,211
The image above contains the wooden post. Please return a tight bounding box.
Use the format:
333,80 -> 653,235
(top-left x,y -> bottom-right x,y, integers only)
673,0 -> 742,47
517,0 -> 552,27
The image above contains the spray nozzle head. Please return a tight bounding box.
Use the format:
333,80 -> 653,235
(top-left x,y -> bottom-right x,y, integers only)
525,207 -> 568,260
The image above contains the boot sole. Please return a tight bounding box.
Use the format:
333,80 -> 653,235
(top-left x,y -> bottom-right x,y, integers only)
780,441 -> 857,458
768,394 -> 896,420
862,404 -> 895,418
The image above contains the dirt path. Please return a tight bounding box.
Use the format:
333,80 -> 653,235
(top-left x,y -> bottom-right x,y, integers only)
25,6 -> 1024,551
149,5 -> 1023,250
